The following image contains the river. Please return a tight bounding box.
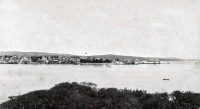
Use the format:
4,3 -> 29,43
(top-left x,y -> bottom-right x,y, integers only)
0,61 -> 199,103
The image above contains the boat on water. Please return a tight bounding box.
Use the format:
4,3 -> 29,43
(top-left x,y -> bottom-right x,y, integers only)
163,79 -> 170,80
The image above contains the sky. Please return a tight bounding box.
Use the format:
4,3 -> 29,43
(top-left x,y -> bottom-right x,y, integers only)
0,0 -> 200,59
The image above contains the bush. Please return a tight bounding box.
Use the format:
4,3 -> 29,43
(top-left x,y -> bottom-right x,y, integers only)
1,82 -> 200,109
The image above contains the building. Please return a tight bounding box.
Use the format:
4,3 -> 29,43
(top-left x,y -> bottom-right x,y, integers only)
47,56 -> 59,64
134,59 -> 139,65
123,59 -> 134,65
58,56 -> 70,64
7,55 -> 19,64
113,60 -> 124,65
0,56 -> 4,63
139,58 -> 160,64
70,56 -> 80,64
41,56 -> 48,64
20,56 -> 32,64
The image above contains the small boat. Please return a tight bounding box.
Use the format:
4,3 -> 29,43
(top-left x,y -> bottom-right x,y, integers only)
163,79 -> 170,80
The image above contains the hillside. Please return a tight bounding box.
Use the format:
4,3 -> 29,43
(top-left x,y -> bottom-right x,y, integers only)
0,51 -> 184,61
89,54 -> 147,61
89,54 -> 184,61
0,51 -> 72,57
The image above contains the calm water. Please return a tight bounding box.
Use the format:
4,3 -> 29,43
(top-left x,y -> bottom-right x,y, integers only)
0,61 -> 199,103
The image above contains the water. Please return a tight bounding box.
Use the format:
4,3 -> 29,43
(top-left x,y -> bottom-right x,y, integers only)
0,61 -> 199,103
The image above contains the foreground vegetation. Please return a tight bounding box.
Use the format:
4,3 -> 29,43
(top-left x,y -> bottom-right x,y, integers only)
1,82 -> 200,109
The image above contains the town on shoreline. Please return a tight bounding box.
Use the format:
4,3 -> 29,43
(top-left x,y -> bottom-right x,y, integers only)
0,55 -> 161,65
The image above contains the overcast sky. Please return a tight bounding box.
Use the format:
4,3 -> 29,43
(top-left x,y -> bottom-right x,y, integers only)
0,0 -> 200,59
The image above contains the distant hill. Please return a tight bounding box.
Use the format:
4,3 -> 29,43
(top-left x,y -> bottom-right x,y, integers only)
0,51 -> 72,57
89,54 -> 184,61
0,51 -> 184,61
89,54 -> 147,61
158,57 -> 184,61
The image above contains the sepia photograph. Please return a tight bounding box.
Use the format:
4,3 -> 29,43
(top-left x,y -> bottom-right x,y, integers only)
0,0 -> 200,109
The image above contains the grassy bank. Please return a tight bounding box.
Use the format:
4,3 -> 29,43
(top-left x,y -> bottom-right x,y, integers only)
1,82 -> 200,109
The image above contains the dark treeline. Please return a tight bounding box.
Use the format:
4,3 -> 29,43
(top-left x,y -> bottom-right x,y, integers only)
80,58 -> 112,63
1,82 -> 200,109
